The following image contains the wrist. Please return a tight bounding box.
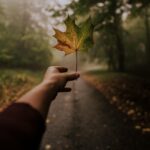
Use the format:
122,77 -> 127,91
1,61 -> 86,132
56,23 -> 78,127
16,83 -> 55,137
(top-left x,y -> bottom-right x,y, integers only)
39,81 -> 58,100
40,80 -> 56,90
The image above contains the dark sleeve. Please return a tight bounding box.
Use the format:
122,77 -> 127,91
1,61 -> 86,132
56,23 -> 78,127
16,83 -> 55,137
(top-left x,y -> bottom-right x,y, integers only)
0,103 -> 46,150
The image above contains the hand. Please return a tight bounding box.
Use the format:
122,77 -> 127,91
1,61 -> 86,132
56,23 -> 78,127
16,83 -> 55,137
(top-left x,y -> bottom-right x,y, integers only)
17,66 -> 79,118
42,66 -> 80,93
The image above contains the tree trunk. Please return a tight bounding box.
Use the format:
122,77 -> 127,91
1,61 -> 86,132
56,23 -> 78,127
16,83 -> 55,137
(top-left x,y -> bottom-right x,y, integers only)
114,16 -> 125,72
144,6 -> 150,64
107,46 -> 116,71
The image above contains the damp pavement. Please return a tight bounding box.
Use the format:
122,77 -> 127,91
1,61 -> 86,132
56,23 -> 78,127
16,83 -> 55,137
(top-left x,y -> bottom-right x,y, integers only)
40,78 -> 150,150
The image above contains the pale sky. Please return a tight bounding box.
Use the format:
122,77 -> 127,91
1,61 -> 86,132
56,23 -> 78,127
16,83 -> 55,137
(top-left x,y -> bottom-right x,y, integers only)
47,0 -> 73,60
47,0 -> 71,7
47,0 -> 73,38
57,0 -> 71,5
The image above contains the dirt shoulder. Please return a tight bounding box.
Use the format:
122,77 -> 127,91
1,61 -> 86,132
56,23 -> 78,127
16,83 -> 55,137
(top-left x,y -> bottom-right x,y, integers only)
83,71 -> 150,134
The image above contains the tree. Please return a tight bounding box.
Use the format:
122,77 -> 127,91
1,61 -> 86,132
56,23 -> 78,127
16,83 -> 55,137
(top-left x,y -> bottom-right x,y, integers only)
129,0 -> 150,64
75,0 -> 129,71
0,0 -> 52,69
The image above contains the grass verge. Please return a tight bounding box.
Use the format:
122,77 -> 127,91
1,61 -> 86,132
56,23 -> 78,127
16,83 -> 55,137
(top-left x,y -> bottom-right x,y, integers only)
0,69 -> 43,110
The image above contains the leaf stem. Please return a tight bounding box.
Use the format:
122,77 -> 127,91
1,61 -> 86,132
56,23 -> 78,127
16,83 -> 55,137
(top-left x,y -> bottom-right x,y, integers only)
75,49 -> 78,72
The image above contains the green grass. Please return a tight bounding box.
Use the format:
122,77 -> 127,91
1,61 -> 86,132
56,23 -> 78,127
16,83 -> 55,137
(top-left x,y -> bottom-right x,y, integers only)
0,69 -> 43,81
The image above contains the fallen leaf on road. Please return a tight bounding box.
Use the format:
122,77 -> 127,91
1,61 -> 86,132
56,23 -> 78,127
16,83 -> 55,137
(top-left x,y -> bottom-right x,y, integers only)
112,96 -> 118,103
127,109 -> 135,116
142,128 -> 150,133
46,119 -> 50,124
45,144 -> 51,150
135,125 -> 141,130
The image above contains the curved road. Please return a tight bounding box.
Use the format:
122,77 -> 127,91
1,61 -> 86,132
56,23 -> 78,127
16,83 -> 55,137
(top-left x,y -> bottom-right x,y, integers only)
40,79 -> 150,150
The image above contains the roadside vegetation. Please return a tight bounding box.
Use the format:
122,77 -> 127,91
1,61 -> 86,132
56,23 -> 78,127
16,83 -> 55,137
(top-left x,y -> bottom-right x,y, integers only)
0,69 -> 42,110
84,70 -> 150,133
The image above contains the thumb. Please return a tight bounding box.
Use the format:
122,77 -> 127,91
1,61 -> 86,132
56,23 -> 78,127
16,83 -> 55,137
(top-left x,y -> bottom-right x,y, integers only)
62,72 -> 80,81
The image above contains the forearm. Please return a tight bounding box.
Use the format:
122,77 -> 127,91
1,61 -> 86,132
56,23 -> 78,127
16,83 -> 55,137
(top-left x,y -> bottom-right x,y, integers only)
16,66 -> 79,119
0,66 -> 79,149
0,103 -> 45,150
17,81 -> 57,119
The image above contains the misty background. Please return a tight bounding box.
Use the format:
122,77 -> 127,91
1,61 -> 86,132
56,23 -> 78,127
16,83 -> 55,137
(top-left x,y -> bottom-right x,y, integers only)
0,0 -> 149,74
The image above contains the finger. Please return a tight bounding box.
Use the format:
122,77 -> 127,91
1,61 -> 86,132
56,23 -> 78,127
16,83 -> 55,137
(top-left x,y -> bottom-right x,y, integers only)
47,67 -> 58,73
63,72 -> 80,81
59,87 -> 72,92
53,66 -> 68,73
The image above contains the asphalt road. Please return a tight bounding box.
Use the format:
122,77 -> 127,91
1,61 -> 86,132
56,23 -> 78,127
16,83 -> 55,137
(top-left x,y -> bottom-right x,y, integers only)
40,79 -> 150,150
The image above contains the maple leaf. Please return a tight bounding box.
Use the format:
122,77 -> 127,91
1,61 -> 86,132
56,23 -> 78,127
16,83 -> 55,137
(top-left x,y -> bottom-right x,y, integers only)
53,17 -> 93,55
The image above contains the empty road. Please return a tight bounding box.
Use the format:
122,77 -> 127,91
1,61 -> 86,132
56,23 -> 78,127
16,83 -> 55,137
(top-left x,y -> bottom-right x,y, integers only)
40,79 -> 150,150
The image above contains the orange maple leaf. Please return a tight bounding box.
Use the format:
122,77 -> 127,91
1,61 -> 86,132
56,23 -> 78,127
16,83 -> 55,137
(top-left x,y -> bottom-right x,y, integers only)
53,17 -> 93,55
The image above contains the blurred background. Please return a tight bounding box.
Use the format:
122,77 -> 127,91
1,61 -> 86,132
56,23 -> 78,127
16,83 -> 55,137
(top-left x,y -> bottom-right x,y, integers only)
0,0 -> 150,72
0,0 -> 150,150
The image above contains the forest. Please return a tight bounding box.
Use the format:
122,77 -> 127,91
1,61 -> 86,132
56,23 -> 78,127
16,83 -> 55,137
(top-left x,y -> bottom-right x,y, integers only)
0,0 -> 52,69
